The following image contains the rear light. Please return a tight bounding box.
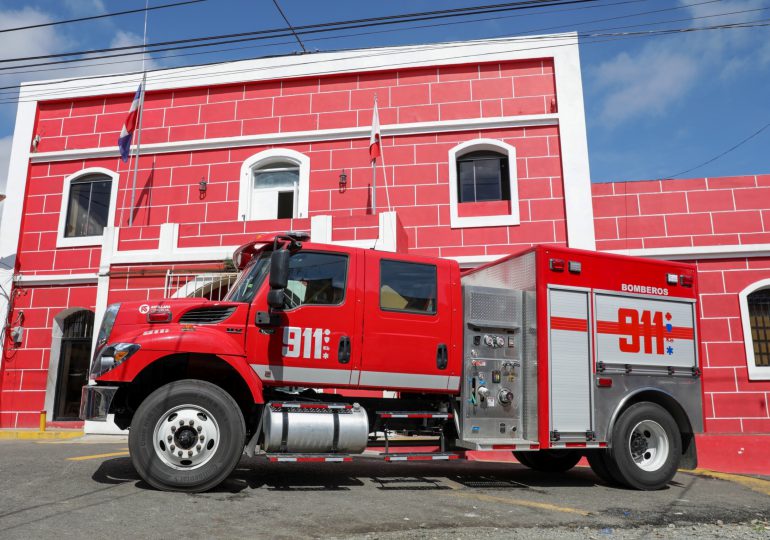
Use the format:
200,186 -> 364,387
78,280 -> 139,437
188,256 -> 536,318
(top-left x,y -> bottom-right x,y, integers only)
597,377 -> 613,388
549,258 -> 565,272
666,273 -> 678,285
147,309 -> 172,323
568,261 -> 582,274
680,274 -> 694,287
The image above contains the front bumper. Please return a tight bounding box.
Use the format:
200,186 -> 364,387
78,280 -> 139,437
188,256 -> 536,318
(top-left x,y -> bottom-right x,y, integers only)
79,385 -> 119,421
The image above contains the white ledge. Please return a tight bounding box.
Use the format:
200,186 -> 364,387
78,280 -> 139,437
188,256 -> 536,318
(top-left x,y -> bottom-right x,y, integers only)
13,273 -> 99,285
605,243 -> 770,260
29,114 -> 558,163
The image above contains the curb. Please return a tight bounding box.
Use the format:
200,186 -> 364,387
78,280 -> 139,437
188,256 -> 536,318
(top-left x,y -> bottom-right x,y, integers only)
0,430 -> 84,440
688,468 -> 770,497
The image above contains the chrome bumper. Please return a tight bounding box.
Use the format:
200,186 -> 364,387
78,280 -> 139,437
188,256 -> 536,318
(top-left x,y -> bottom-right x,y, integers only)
79,385 -> 119,421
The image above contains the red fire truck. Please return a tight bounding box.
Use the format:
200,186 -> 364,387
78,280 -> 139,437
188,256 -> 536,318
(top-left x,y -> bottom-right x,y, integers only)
81,233 -> 703,492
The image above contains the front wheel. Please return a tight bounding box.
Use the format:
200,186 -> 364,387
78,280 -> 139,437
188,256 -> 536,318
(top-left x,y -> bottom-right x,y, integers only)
129,379 -> 246,492
606,402 -> 681,490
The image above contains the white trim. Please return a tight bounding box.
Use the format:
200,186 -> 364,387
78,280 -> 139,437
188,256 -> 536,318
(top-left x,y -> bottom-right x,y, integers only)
739,278 -> 770,381
606,244 -> 770,260
238,148 -> 310,221
56,168 -> 120,248
14,273 -> 98,285
448,138 -> 519,229
29,114 -> 558,164
552,41 -> 595,250
20,34 -> 579,100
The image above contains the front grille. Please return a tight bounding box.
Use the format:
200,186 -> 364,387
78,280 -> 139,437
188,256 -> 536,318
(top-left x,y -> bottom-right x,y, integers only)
179,306 -> 236,324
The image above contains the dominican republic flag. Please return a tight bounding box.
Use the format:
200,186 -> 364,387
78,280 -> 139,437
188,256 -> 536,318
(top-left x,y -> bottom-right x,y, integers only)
369,97 -> 380,162
118,82 -> 143,162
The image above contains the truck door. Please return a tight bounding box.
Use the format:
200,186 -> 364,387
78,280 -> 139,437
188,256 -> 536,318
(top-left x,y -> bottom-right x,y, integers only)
248,247 -> 361,388
358,251 -> 455,392
548,287 -> 593,440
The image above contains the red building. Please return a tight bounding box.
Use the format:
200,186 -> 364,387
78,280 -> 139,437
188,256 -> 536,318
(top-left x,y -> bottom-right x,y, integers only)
0,34 -> 767,473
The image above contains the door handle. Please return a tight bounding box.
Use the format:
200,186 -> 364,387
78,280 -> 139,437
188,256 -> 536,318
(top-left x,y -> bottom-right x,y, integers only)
436,343 -> 448,370
338,336 -> 351,364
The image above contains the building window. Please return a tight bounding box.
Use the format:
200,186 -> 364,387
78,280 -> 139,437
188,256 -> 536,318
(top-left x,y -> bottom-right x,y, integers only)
457,151 -> 510,203
748,288 -> 770,367
56,167 -> 119,248
253,161 -> 299,220
380,260 -> 437,315
238,148 -> 310,222
739,280 -> 770,381
447,139 -> 519,229
65,176 -> 112,237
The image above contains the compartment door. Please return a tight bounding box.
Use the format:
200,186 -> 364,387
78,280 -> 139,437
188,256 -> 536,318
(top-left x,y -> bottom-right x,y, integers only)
548,287 -> 592,438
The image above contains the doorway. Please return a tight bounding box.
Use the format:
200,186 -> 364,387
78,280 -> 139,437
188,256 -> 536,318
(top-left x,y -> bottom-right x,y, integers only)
53,310 -> 94,421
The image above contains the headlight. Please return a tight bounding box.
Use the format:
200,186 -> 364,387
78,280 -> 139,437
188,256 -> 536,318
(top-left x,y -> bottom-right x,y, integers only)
90,343 -> 140,380
96,303 -> 121,347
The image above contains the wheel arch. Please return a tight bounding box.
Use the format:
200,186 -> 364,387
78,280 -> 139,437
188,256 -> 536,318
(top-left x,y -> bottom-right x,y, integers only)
112,353 -> 264,431
607,388 -> 697,469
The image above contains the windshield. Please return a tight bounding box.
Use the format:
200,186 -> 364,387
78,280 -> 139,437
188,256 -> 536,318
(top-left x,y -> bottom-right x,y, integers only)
223,250 -> 271,303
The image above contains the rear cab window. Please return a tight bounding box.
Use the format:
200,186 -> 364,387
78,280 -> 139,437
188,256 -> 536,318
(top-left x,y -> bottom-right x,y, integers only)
379,259 -> 437,315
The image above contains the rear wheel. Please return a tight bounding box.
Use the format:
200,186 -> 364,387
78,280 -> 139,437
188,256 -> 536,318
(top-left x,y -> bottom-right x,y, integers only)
129,379 -> 246,492
606,402 -> 681,490
586,450 -> 622,486
513,450 -> 581,472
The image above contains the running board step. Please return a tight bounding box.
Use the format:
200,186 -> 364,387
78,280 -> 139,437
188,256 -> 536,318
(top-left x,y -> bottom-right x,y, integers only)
266,454 -> 352,463
383,452 -> 460,462
377,411 -> 453,419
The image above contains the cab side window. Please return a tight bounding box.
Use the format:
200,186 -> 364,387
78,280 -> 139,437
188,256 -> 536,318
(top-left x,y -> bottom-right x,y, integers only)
284,251 -> 347,309
380,260 -> 437,315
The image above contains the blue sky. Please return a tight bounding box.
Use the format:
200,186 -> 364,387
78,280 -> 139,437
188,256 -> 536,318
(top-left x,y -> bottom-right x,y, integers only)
0,0 -> 769,193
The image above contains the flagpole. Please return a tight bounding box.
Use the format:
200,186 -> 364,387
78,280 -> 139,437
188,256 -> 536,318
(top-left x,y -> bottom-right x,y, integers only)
371,95 -> 378,215
128,0 -> 149,227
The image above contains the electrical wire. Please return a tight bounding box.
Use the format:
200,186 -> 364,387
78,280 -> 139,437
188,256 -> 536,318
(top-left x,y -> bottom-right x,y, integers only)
271,0 -> 307,53
0,0 -> 206,34
663,121 -> 770,179
0,0 -> 597,65
2,15 -> 768,106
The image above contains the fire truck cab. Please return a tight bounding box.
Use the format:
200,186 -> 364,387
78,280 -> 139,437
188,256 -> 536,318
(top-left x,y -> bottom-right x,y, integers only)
81,233 -> 703,492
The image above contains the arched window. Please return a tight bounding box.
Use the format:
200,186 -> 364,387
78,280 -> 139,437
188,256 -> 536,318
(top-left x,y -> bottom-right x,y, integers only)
447,139 -> 519,229
739,280 -> 770,380
238,148 -> 310,221
57,167 -> 119,247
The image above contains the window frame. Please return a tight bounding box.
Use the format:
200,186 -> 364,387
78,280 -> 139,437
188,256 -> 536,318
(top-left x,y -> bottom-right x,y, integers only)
379,258 -> 438,316
448,138 -> 519,229
238,148 -> 309,222
56,167 -> 119,248
281,250 -> 349,311
740,278 -> 770,381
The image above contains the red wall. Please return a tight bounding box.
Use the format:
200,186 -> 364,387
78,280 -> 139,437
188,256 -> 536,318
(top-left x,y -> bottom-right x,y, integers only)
591,176 -> 770,434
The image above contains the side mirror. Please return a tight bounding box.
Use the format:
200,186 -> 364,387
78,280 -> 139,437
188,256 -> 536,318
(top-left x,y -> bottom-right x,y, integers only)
267,289 -> 285,309
269,249 -> 290,289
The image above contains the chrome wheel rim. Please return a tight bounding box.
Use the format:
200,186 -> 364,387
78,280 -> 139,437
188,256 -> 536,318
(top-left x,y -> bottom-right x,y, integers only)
628,419 -> 669,472
153,404 -> 220,470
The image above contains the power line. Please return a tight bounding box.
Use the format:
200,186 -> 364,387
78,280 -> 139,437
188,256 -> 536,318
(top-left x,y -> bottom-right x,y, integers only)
0,0 -> 206,34
0,0 -> 597,66
271,0 -> 307,53
663,121 -> 770,179
3,18 -> 768,107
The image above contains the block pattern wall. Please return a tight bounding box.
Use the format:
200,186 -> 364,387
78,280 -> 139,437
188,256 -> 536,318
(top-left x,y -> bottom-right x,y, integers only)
0,285 -> 96,428
592,176 -> 770,433
21,58 -> 563,276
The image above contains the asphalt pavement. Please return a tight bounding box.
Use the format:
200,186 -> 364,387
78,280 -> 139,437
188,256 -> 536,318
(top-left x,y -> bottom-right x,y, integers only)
0,436 -> 768,539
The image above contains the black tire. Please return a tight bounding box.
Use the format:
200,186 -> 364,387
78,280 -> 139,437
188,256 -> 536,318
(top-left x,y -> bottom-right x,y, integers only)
606,402 -> 681,491
586,450 -> 622,486
513,450 -> 581,472
129,379 -> 246,492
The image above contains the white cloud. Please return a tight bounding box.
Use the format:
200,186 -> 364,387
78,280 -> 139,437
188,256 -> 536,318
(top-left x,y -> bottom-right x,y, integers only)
62,0 -> 107,15
591,0 -> 770,126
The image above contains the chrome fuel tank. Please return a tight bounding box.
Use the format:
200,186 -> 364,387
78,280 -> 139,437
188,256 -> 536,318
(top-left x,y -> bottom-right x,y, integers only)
262,403 -> 369,454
